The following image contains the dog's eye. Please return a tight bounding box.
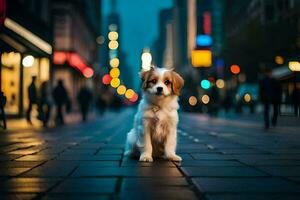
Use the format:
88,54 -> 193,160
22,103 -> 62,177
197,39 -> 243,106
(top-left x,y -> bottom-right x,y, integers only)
150,79 -> 157,84
164,80 -> 171,85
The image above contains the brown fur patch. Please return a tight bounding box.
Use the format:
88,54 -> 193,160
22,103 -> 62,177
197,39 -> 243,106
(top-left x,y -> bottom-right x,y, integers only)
166,71 -> 184,96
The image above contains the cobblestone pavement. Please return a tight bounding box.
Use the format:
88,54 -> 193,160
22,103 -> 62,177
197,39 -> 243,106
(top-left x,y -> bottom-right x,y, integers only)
1,109 -> 300,200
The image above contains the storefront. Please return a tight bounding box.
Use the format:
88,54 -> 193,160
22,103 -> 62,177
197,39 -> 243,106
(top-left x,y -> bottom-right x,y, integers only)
0,17 -> 52,117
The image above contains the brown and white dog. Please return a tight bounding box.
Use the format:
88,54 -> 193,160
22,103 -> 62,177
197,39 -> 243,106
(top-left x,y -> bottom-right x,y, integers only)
125,66 -> 184,162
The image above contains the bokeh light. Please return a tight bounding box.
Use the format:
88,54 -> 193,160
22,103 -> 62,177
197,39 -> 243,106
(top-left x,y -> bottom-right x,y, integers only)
102,74 -> 112,85
275,56 -> 284,65
110,78 -> 120,88
110,68 -> 120,78
230,64 -> 240,74
125,89 -> 135,99
96,36 -> 105,44
110,58 -> 119,68
216,79 -> 225,89
108,41 -> 119,49
201,94 -> 210,104
201,79 -> 211,90
129,93 -> 139,102
109,24 -> 117,31
188,96 -> 197,106
288,61 -> 300,71
141,51 -> 152,70
117,85 -> 126,95
22,55 -> 34,67
83,68 -> 94,78
108,31 -> 118,41
244,93 -> 251,102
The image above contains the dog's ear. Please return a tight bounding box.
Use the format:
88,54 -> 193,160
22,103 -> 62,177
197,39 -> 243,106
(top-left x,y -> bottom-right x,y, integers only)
171,71 -> 184,96
139,68 -> 154,90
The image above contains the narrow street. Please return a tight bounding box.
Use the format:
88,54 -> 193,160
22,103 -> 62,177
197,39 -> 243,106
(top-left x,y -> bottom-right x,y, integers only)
1,109 -> 300,199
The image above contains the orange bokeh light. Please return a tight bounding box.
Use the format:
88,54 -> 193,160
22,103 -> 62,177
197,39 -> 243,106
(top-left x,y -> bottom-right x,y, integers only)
230,64 -> 240,74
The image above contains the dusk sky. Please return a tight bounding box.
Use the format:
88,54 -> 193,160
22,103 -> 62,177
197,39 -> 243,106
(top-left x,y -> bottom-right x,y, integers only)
102,0 -> 173,88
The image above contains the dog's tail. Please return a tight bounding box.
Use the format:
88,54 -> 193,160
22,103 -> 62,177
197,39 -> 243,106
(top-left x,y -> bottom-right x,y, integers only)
124,129 -> 139,157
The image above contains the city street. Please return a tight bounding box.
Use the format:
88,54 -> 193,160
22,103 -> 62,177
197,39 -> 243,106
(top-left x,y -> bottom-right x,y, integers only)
1,109 -> 300,199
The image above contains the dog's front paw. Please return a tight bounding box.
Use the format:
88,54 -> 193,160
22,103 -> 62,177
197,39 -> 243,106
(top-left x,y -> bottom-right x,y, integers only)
167,154 -> 182,162
139,154 -> 153,162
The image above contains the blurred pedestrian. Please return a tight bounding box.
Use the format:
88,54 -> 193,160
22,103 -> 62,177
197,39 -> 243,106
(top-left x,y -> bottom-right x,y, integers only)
77,85 -> 93,122
52,80 -> 69,125
26,76 -> 38,124
259,68 -> 282,129
292,87 -> 299,117
38,81 -> 52,127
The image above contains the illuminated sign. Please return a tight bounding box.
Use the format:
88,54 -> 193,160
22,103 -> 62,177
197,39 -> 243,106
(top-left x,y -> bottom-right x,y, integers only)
191,50 -> 212,67
196,35 -> 212,46
54,51 -> 94,78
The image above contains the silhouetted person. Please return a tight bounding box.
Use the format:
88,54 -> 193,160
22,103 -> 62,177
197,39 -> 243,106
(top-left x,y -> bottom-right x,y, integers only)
38,81 -> 52,127
223,92 -> 233,113
26,76 -> 38,124
259,68 -> 282,129
77,86 -> 93,122
52,80 -> 68,125
292,87 -> 300,116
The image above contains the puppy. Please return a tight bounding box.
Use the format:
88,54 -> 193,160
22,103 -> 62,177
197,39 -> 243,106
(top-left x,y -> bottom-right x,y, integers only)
125,66 -> 184,162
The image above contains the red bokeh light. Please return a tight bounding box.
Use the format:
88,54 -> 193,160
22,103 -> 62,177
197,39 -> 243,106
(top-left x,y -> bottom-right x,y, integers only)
54,51 -> 94,78
53,52 -> 67,65
83,68 -> 94,78
207,77 -> 215,84
203,11 -> 211,35
129,93 -> 139,102
230,64 -> 240,75
102,74 -> 112,85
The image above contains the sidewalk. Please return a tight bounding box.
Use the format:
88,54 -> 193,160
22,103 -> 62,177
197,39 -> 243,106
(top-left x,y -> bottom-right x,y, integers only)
0,109 -> 300,199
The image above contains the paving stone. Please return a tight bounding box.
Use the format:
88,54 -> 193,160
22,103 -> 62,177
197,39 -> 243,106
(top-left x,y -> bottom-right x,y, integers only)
219,148 -> 268,154
182,166 -> 267,177
96,149 -> 123,155
256,166 -> 300,177
21,164 -> 77,177
0,161 -> 44,168
51,178 -> 117,193
43,194 -> 110,200
121,177 -> 189,189
0,194 -> 37,200
0,168 -> 30,176
56,155 -> 122,161
205,194 -> 300,200
79,161 -> 120,167
0,178 -> 59,193
119,188 -> 198,200
191,153 -> 234,160
175,160 -> 244,167
72,166 -> 183,177
0,155 -> 23,161
15,155 -> 56,161
192,177 -> 300,193
242,159 -> 300,166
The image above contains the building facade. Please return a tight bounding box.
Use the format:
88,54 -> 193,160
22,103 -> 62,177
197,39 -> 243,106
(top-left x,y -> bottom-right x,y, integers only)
0,0 -> 52,116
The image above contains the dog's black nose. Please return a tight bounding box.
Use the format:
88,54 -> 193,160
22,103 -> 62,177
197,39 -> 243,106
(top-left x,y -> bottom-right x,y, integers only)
157,87 -> 163,93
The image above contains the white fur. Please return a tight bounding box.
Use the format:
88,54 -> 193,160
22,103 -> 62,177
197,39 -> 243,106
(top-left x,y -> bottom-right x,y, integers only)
125,68 -> 182,162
